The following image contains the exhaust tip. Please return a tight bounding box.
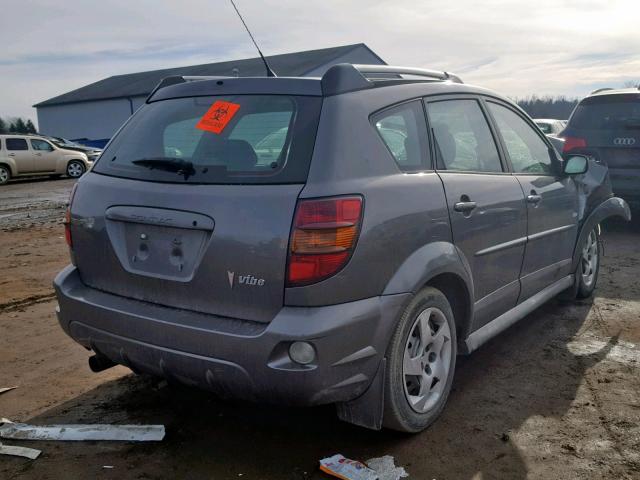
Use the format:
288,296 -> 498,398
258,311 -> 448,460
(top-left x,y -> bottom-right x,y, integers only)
88,354 -> 116,373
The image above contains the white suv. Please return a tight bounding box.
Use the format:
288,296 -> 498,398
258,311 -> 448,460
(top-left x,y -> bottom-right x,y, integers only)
0,134 -> 92,185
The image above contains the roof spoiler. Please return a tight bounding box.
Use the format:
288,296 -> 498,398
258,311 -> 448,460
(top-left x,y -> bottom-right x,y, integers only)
321,63 -> 463,96
146,75 -> 232,103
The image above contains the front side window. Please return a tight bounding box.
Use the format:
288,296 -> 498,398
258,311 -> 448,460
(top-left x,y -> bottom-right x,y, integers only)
428,99 -> 503,173
93,95 -> 321,184
6,138 -> 28,151
372,100 -> 429,172
31,139 -> 54,152
488,103 -> 554,174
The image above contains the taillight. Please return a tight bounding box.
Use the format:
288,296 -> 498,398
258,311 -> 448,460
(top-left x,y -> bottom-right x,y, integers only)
287,196 -> 363,287
64,184 -> 78,248
563,136 -> 587,153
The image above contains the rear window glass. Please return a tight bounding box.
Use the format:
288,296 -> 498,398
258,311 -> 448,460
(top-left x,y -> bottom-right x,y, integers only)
93,95 -> 321,184
571,94 -> 640,130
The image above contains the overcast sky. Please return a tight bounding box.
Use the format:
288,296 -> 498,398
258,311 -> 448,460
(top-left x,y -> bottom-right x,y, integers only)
1,0 -> 638,123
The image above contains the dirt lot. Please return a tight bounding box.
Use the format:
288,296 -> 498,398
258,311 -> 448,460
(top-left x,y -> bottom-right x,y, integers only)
1,178 -> 639,479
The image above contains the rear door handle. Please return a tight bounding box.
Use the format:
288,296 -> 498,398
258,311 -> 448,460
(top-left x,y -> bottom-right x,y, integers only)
526,194 -> 541,204
454,201 -> 477,213
8,153 -> 15,157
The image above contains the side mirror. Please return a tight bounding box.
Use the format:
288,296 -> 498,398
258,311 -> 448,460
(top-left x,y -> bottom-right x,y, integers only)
563,155 -> 589,175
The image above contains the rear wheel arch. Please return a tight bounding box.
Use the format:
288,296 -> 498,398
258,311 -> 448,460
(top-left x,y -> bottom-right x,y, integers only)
0,161 -> 16,176
423,272 -> 473,349
0,163 -> 11,184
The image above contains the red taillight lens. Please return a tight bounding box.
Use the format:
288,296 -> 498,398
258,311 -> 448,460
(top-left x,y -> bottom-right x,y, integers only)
64,184 -> 78,248
563,136 -> 587,153
287,196 -> 363,286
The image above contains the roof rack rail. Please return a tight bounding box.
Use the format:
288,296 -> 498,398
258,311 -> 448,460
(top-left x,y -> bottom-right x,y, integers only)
353,64 -> 463,84
590,87 -> 614,95
320,63 -> 463,96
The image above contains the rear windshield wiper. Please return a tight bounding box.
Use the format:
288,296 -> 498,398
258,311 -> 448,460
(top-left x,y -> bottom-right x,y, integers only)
131,157 -> 196,180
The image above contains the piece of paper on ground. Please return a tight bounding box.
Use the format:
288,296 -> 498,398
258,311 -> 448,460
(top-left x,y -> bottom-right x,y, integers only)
0,387 -> 17,395
0,442 -> 41,460
366,455 -> 409,480
0,419 -> 165,442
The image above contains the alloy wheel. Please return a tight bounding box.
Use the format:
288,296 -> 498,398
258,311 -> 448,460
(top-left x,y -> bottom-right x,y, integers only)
67,162 -> 85,178
402,307 -> 452,413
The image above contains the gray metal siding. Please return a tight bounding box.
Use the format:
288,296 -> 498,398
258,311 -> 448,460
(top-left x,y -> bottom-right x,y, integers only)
37,96 -> 147,140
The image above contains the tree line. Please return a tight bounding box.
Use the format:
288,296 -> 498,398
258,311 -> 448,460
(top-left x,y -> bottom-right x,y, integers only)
0,117 -> 37,134
515,96 -> 579,120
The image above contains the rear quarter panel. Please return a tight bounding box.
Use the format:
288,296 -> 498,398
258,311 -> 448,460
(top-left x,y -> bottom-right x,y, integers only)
285,89 -> 455,306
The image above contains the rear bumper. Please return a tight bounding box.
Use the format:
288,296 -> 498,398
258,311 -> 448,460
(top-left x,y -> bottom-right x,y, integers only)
54,266 -> 409,406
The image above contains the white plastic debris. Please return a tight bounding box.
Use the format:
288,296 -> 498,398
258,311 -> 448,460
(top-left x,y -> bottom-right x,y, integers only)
0,441 -> 41,460
319,454 -> 378,480
0,419 -> 165,442
365,456 -> 409,480
0,387 -> 17,395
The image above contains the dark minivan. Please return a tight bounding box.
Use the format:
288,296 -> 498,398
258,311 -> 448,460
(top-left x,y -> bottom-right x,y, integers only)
55,64 -> 630,432
563,87 -> 640,207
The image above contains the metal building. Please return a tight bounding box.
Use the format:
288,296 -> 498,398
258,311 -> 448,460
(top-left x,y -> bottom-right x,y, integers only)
34,44 -> 385,147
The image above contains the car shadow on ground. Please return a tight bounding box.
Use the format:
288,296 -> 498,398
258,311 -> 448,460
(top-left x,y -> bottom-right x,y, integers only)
2,296 -> 614,480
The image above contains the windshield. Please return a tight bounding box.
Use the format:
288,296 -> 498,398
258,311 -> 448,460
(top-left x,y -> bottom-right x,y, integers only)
93,95 -> 322,184
571,94 -> 640,130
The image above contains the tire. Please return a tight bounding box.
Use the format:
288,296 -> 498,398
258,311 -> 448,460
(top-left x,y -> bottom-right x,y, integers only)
0,165 -> 10,185
576,226 -> 600,299
383,287 -> 457,433
66,160 -> 86,178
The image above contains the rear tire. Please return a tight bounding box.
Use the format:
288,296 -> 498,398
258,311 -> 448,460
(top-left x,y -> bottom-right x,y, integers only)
66,160 -> 85,178
576,226 -> 600,299
383,287 -> 457,433
0,165 -> 10,185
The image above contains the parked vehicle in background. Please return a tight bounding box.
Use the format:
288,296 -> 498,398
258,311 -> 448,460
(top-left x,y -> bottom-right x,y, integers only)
47,136 -> 103,162
55,64 -> 629,433
534,118 -> 566,136
563,87 -> 640,208
0,134 -> 92,184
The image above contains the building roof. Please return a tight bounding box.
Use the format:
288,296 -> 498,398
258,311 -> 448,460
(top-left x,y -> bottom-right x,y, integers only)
34,43 -> 384,108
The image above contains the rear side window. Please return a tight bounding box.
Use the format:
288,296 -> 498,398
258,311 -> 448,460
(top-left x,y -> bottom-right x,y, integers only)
372,100 -> 430,172
6,138 -> 28,151
428,99 -> 502,172
488,103 -> 554,175
94,95 -> 321,184
571,94 -> 640,131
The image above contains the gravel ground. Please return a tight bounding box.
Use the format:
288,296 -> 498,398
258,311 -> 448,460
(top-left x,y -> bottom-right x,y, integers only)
1,178 -> 639,479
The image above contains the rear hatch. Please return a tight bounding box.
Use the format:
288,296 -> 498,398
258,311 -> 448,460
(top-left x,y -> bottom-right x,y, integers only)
565,93 -> 640,170
71,93 -> 322,323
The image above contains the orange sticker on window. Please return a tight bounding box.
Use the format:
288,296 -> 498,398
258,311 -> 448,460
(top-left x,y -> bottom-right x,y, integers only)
195,100 -> 241,134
